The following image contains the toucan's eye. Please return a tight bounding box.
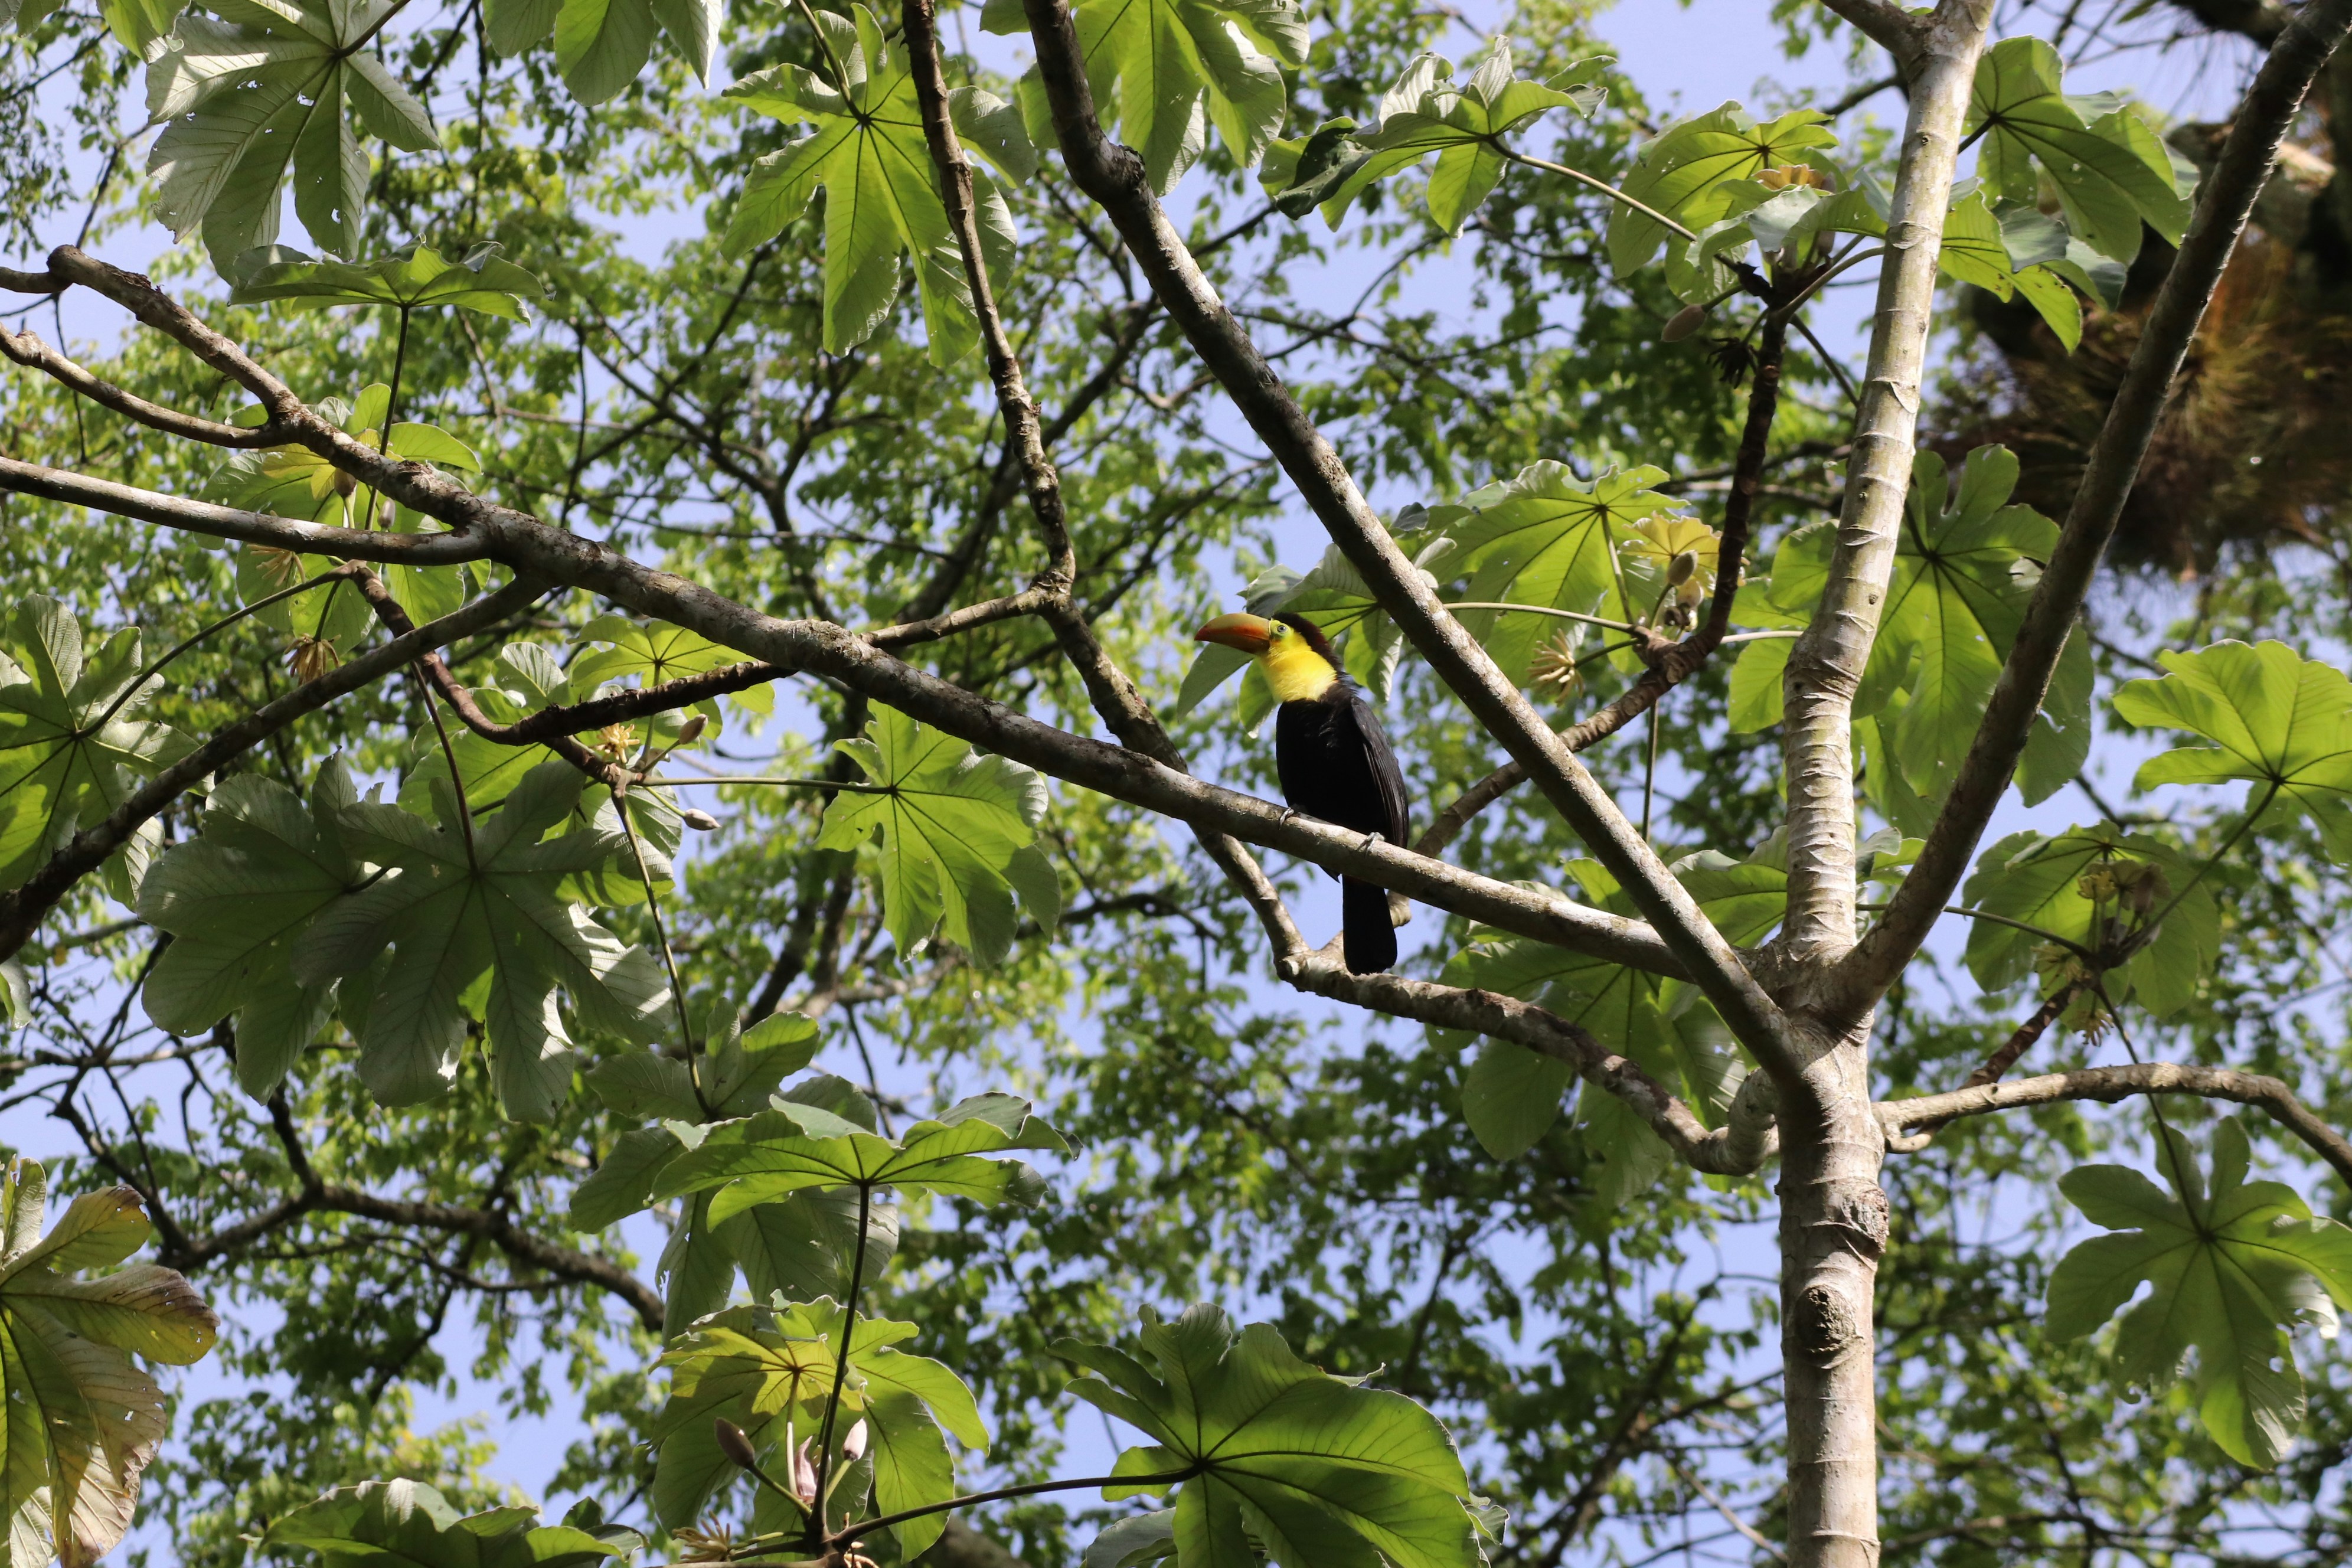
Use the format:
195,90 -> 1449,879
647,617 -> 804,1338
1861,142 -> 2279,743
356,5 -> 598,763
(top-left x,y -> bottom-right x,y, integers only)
1270,624 -> 1288,638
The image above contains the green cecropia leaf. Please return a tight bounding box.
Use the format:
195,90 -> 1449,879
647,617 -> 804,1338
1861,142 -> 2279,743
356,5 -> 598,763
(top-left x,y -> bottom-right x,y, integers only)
1958,825 -> 2220,1017
1936,190 -> 2088,351
1420,462 -> 1683,682
138,760 -> 364,1099
817,706 -> 1054,965
723,5 -> 1031,364
225,240 -> 551,319
1056,1302 -> 1482,1568
0,1159 -> 219,1568
262,1478 -> 641,1568
2047,1118 -> 2352,1468
477,0 -> 717,104
1606,103 -> 1838,276
2114,639 -> 2352,862
651,1297 -> 986,1554
570,613 -> 773,717
1260,44 -> 1608,233
1442,851 -> 1756,1181
144,0 -> 437,268
982,0 -> 1305,195
0,596 -> 194,897
1966,35 -> 2194,264
1736,445 -> 2092,808
286,759 -> 671,1121
652,1089 -> 1069,1220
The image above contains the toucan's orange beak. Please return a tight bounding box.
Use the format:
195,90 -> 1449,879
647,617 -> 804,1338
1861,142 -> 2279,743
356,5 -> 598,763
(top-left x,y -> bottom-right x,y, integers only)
1194,612 -> 1276,655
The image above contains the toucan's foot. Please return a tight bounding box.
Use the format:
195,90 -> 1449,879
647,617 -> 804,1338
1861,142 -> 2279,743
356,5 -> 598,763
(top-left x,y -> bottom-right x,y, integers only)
1358,830 -> 1387,851
1276,806 -> 1299,827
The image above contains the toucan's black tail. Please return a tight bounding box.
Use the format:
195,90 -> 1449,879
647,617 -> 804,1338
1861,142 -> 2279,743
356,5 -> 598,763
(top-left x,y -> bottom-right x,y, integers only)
1341,877 -> 1397,974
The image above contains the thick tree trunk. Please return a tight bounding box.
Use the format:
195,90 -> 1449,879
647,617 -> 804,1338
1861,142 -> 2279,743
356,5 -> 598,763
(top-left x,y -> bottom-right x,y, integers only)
1778,1031 -> 1891,1568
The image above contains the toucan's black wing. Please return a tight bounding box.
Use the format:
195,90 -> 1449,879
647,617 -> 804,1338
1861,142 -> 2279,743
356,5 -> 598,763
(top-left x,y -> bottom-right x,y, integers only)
1273,683 -> 1409,847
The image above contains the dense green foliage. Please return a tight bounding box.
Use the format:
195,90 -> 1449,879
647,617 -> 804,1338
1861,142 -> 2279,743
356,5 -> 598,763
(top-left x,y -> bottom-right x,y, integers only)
3,0 -> 2352,1560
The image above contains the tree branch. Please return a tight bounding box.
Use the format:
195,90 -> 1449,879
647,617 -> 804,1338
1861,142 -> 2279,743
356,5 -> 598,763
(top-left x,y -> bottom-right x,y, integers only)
899,0 -> 1306,961
1,324 -> 297,447
1775,0 -> 1993,974
1279,948 -> 1776,1175
0,577 -> 548,963
0,260 -> 1688,979
1013,0 -> 1794,1076
165,1096 -> 670,1331
0,456 -> 486,562
1832,0 -> 2352,1017
1877,1062 -> 2352,1192
1814,0 -> 1929,72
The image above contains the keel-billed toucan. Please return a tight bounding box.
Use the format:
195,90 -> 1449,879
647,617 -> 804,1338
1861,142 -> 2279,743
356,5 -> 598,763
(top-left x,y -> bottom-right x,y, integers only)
1195,611 -> 1408,974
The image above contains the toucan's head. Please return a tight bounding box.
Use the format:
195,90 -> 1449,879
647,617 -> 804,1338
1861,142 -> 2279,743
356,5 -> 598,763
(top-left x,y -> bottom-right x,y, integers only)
1194,611 -> 1335,656
1194,612 -> 1341,701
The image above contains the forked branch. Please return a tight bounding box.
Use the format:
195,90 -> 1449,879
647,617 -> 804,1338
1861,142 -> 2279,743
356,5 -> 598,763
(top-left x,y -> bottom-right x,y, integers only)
1835,0 -> 2352,1018
1014,0 -> 1795,1076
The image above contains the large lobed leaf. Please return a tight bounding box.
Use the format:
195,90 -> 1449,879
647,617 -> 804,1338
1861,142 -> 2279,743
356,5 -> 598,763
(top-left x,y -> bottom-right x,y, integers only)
1260,44 -> 1608,234
723,5 -> 1032,364
0,597 -> 192,899
288,760 -> 671,1121
2047,1119 -> 2352,1467
817,706 -> 1055,965
227,240 -> 550,319
2115,640 -> 2352,861
652,1089 -> 1069,1221
0,1161 -> 218,1568
1059,1302 -> 1482,1568
145,0 -> 437,268
651,1298 -> 986,1555
263,1478 -> 640,1568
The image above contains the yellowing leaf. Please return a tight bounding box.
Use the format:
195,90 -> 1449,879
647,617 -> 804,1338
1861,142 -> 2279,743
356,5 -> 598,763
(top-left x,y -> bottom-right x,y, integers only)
0,1161 -> 218,1568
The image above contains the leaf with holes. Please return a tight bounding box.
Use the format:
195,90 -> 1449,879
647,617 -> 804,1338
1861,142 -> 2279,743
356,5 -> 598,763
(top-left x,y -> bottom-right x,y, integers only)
816,705 -> 1052,965
0,596 -> 194,896
144,0 -> 437,269
1056,1302 -> 1481,1568
0,1159 -> 218,1568
287,760 -> 669,1121
2115,640 -> 2352,861
2047,1118 -> 2352,1467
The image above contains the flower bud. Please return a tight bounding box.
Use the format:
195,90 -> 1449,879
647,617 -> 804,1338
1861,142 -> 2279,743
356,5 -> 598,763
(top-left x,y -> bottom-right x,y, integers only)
1662,303 -> 1708,342
1665,550 -> 1699,587
674,715 -> 707,747
332,469 -> 358,498
714,1418 -> 759,1471
842,1419 -> 868,1462
681,808 -> 721,832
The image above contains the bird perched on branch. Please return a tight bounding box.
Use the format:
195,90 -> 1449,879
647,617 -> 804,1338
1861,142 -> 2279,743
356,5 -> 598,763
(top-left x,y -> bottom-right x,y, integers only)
1194,611 -> 1408,974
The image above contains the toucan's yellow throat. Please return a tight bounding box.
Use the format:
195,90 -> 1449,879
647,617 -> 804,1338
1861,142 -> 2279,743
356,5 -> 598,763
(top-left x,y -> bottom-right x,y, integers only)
1194,613 -> 1339,704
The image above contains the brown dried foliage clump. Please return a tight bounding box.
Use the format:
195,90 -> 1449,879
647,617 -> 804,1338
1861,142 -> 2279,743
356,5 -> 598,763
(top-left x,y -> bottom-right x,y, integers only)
1941,229 -> 2352,577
